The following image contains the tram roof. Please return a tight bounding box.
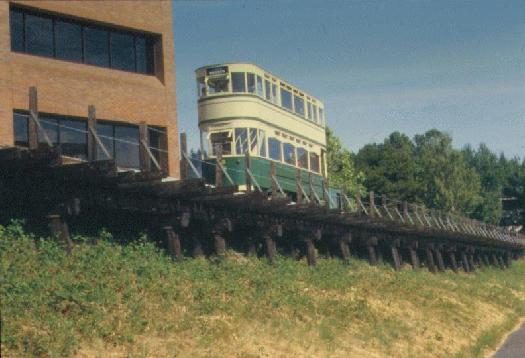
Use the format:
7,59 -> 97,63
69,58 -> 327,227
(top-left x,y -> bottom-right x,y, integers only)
195,62 -> 324,105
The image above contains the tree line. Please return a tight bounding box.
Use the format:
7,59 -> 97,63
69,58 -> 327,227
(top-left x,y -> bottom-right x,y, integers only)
327,128 -> 525,227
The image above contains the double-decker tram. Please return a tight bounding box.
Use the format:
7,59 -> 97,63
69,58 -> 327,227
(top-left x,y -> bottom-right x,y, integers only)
196,63 -> 338,206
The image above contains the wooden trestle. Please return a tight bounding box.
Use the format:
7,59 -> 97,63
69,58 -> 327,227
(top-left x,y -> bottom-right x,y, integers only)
1,146 -> 524,272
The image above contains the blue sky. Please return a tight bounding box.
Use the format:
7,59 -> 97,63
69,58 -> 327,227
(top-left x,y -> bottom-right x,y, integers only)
173,0 -> 525,159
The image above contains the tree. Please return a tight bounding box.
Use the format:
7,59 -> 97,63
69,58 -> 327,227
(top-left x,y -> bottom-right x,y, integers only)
414,129 -> 481,215
326,127 -> 364,194
355,132 -> 420,202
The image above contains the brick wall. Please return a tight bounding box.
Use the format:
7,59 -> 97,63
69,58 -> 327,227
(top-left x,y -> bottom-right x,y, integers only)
0,0 -> 179,178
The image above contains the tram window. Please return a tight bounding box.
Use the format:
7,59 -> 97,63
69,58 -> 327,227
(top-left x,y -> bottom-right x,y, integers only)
232,72 -> 245,92
281,88 -> 293,111
197,77 -> 206,97
200,130 -> 209,157
272,84 -> 278,104
13,112 -> 29,146
319,108 -> 324,125
210,131 -> 232,155
313,104 -> 318,123
294,95 -> 305,117
265,80 -> 272,101
283,143 -> 296,166
297,148 -> 308,169
207,76 -> 229,94
235,128 -> 248,155
309,152 -> 320,173
268,138 -> 281,161
256,75 -> 264,97
249,128 -> 258,154
258,130 -> 267,157
307,102 -> 313,120
247,73 -> 256,93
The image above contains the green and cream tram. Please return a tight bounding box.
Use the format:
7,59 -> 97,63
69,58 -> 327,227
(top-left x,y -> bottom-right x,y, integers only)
196,63 -> 335,204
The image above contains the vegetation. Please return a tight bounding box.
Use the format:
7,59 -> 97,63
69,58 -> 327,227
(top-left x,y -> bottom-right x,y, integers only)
349,129 -> 525,225
2,222 -> 524,357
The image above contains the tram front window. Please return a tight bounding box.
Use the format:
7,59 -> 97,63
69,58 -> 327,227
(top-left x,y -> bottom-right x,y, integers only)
269,138 -> 282,161
232,72 -> 245,92
281,88 -> 293,111
210,131 -> 232,155
247,73 -> 256,93
235,128 -> 248,154
207,76 -> 229,94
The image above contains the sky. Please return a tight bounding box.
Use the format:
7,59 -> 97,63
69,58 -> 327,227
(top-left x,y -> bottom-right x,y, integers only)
172,0 -> 525,159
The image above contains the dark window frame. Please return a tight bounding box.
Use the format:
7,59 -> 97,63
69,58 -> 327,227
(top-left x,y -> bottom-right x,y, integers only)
9,4 -> 157,75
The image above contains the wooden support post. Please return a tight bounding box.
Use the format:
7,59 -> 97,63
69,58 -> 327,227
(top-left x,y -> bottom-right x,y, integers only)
369,191 -> 375,218
139,122 -> 151,172
247,236 -> 257,256
403,201 -> 409,222
391,244 -> 402,271
483,254 -> 490,267
461,251 -> 470,272
87,105 -> 97,162
448,250 -> 459,273
163,226 -> 182,261
245,151 -> 252,193
505,251 -> 512,268
491,253 -> 500,268
356,191 -> 362,215
192,234 -> 204,258
468,250 -> 476,272
215,143 -> 223,188
180,132 -> 188,180
306,238 -> 317,266
270,161 -> 277,197
409,242 -> 420,270
28,86 -> 39,149
367,236 -> 378,266
338,232 -> 352,262
47,214 -> 73,254
497,255 -> 505,269
308,172 -> 314,203
435,247 -> 445,272
425,246 -> 437,273
213,232 -> 226,257
296,168 -> 302,204
264,234 -> 276,263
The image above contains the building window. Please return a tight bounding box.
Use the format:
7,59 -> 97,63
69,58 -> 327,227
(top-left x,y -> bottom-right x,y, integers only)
13,113 -> 29,146
309,152 -> 320,173
54,20 -> 82,62
9,8 -> 25,52
281,88 -> 293,111
283,143 -> 296,166
59,118 -> 87,159
9,5 -> 156,75
114,125 -> 140,169
268,138 -> 281,161
247,73 -> 256,93
25,13 -> 54,57
294,95 -> 305,117
235,128 -> 248,155
84,26 -> 109,67
96,123 -> 114,160
110,32 -> 135,72
297,148 -> 308,169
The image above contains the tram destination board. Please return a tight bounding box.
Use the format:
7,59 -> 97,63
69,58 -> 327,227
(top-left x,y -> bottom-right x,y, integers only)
206,66 -> 229,76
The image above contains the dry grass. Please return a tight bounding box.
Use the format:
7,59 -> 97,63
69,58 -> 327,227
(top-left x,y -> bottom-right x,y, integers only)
2,224 -> 524,358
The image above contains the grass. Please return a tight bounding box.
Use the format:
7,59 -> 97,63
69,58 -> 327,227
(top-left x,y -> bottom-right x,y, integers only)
1,221 -> 524,357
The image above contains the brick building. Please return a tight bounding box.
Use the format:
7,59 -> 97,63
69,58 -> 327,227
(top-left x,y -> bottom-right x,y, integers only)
0,0 -> 179,177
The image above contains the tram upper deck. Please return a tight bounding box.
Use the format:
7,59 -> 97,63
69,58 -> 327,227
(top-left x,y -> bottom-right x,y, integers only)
196,63 -> 327,148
